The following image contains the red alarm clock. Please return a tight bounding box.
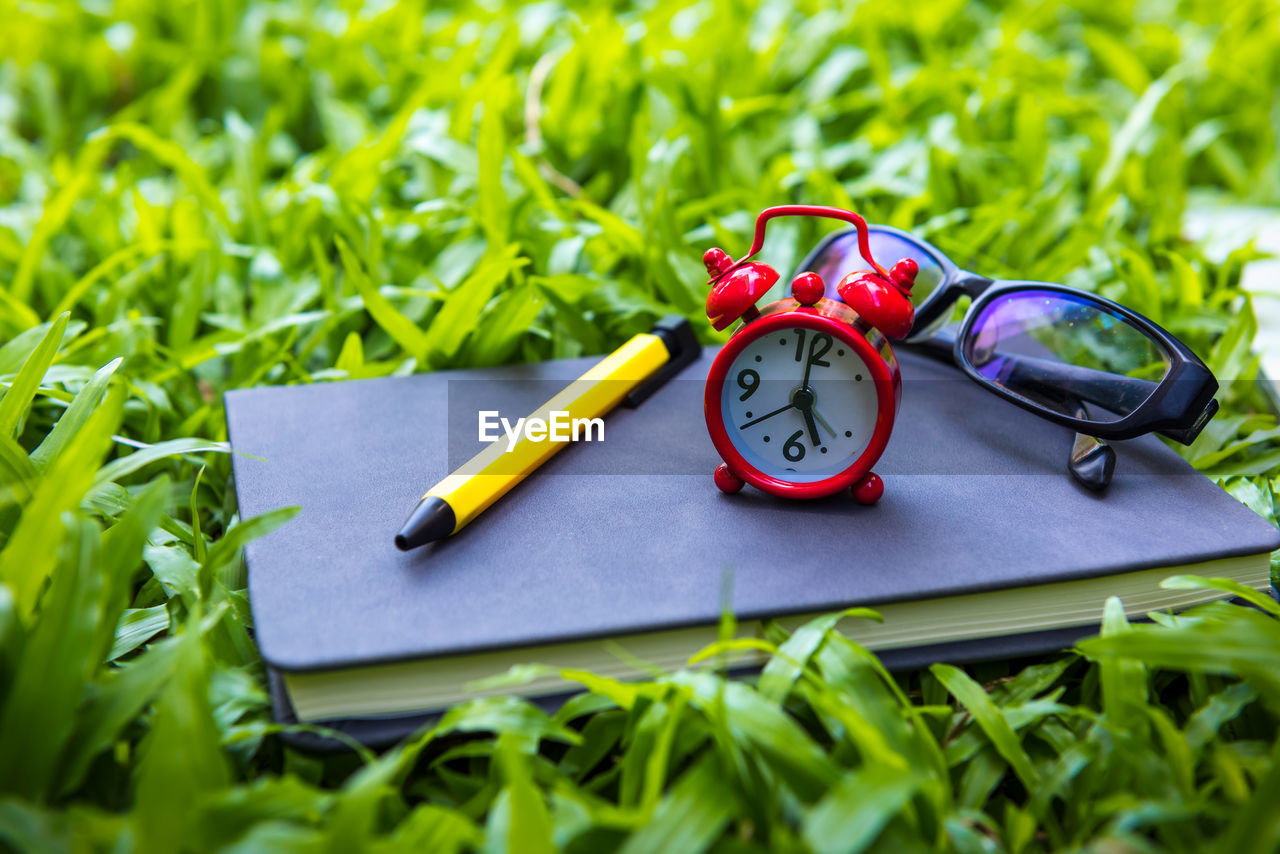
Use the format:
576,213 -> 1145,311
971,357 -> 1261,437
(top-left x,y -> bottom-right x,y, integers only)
703,205 -> 918,504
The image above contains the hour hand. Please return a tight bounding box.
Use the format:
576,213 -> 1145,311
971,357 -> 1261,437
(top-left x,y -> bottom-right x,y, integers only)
802,408 -> 820,445
740,403 -> 794,429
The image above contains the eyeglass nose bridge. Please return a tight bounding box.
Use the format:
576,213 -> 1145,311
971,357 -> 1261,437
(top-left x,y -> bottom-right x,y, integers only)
907,270 -> 994,341
954,271 -> 994,297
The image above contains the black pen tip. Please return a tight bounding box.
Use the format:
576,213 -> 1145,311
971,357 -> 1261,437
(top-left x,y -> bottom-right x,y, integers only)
395,496 -> 457,551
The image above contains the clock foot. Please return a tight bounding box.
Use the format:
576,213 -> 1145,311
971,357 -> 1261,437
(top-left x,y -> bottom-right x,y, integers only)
852,472 -> 883,505
714,463 -> 745,494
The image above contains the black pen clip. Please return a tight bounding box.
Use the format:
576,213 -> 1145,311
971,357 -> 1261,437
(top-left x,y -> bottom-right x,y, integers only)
623,315 -> 701,408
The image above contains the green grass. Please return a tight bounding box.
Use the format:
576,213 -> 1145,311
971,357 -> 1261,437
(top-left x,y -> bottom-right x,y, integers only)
2,0 -> 1280,850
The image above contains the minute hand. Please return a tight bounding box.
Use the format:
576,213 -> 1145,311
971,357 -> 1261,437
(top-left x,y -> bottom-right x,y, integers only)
801,333 -> 829,388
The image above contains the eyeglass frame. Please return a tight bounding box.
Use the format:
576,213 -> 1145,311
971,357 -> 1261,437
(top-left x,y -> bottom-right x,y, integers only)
794,224 -> 1219,446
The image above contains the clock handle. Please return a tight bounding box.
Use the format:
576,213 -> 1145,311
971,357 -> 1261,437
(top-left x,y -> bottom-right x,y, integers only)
734,205 -> 889,280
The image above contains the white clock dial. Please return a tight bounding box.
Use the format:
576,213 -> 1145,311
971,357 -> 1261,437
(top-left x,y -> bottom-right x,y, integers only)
720,325 -> 879,482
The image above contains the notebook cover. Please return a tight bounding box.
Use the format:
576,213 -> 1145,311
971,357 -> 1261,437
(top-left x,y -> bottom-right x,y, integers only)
226,344 -> 1279,745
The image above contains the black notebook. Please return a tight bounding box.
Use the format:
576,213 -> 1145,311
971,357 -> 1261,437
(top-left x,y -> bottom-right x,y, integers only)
225,346 -> 1279,747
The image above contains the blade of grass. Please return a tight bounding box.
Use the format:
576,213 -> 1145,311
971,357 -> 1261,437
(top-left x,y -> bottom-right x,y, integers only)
336,235 -> 431,363
0,312 -> 68,440
0,385 -> 124,616
931,663 -> 1041,791
28,357 -> 121,469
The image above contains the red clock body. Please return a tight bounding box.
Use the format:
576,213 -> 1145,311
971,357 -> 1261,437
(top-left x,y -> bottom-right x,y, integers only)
704,298 -> 900,502
699,205 -> 917,504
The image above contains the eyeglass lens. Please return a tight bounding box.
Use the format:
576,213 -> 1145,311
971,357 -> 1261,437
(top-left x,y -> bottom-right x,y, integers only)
962,289 -> 1170,423
806,230 -> 948,306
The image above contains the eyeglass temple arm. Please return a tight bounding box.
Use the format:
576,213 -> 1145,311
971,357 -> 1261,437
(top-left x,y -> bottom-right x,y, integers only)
915,327 -> 1154,414
996,354 -> 1216,443
993,354 -> 1156,417
908,330 -> 1213,443
995,356 -> 1220,443
901,333 -> 1115,488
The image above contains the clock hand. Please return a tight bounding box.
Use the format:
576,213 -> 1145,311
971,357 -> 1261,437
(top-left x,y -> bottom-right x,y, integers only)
739,403 -> 794,429
812,406 -> 836,437
800,333 -> 831,390
801,407 -> 820,446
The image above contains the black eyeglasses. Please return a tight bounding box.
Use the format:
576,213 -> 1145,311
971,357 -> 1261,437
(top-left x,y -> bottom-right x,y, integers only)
795,225 -> 1220,490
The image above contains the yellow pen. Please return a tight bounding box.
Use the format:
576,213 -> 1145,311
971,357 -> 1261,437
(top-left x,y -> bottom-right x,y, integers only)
395,316 -> 698,550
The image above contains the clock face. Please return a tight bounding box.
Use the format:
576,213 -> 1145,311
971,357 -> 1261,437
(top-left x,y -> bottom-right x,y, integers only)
719,325 -> 880,483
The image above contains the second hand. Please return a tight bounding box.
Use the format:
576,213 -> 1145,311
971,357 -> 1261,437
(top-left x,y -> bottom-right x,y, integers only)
812,406 -> 836,437
739,403 -> 794,429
